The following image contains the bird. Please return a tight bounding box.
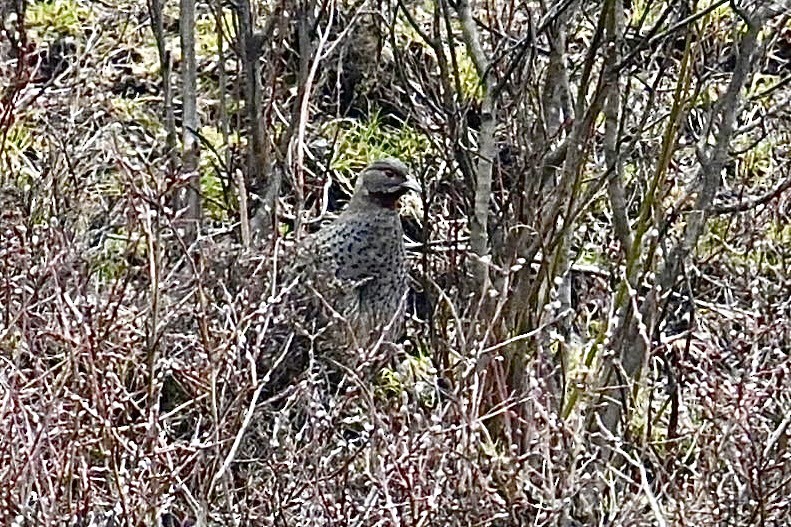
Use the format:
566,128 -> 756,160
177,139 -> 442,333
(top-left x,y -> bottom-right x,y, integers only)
151,160 -> 421,437
296,157 -> 420,350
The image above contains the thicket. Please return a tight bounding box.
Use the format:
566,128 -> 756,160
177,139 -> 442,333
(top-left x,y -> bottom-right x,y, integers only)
1,0 -> 790,525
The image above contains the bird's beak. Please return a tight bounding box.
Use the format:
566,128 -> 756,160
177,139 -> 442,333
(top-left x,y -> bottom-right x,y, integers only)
400,178 -> 421,194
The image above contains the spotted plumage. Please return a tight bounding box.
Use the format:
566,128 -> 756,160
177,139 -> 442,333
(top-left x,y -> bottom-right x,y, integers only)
300,158 -> 419,345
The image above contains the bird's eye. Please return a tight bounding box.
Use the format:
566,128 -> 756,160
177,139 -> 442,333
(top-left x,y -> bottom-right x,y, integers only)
383,169 -> 397,178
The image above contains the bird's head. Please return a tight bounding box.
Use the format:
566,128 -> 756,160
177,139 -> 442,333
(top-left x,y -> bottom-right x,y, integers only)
350,158 -> 421,210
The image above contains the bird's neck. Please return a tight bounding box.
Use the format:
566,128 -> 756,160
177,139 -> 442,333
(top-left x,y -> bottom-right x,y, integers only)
348,192 -> 401,211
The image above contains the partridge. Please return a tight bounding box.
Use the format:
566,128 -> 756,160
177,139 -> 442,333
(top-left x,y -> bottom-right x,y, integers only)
300,158 -> 420,346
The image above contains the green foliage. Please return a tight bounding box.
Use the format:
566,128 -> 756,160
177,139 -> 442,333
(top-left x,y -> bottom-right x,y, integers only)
0,118 -> 39,184
326,112 -> 430,189
4,119 -> 33,153
699,0 -> 733,24
198,126 -> 241,221
392,7 -> 481,102
194,9 -> 236,59
766,222 -> 791,245
698,215 -> 730,256
749,72 -> 780,101
739,137 -> 774,181
110,96 -> 163,136
376,351 -> 438,407
90,232 -> 135,282
200,168 -> 227,221
578,242 -> 607,267
758,222 -> 791,269
455,47 -> 483,102
26,0 -> 92,38
700,215 -> 791,272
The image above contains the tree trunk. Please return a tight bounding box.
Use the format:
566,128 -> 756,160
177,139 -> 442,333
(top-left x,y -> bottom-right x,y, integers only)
180,0 -> 200,246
